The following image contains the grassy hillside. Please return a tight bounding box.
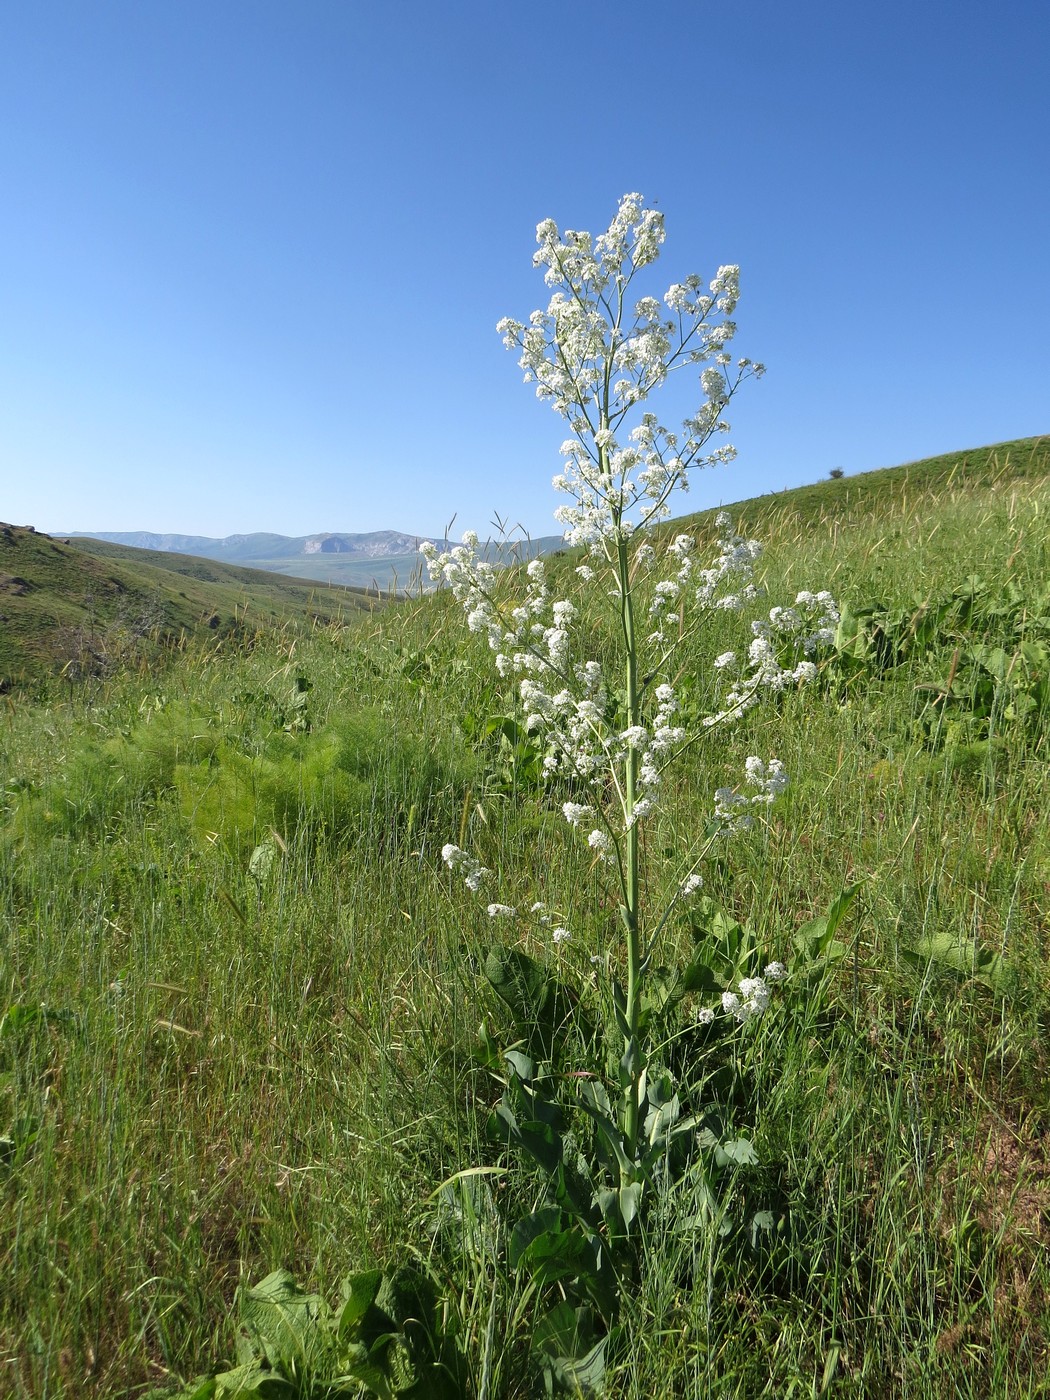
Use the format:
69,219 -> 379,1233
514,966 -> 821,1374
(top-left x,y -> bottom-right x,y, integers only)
0,526 -> 379,691
7,438 -> 1044,690
1,438 -> 1049,1397
721,433 -> 1049,532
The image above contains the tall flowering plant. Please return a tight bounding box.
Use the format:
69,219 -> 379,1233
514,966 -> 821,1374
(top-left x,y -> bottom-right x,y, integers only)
422,195 -> 836,1355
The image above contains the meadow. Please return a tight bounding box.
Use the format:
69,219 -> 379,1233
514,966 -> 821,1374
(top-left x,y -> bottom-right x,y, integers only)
2,439 -> 1049,1398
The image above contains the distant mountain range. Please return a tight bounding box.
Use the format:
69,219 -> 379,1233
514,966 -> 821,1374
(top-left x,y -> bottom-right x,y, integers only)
63,529 -> 440,560
61,528 -> 567,590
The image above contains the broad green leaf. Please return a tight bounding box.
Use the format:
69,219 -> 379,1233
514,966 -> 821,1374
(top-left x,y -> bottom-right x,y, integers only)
548,1336 -> 608,1394
502,1049 -> 534,1083
178,1381 -> 217,1400
213,1362 -> 296,1399
532,1302 -> 582,1360
240,1270 -> 328,1375
336,1269 -> 382,1334
618,1182 -> 643,1231
510,1207 -> 563,1267
715,1137 -> 759,1168
490,1101 -> 563,1175
750,1210 -> 776,1247
330,1357 -> 396,1399
577,1083 -> 632,1177
903,932 -> 1007,990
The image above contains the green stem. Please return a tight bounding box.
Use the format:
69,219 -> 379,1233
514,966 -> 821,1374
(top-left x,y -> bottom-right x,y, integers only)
615,515 -> 643,1177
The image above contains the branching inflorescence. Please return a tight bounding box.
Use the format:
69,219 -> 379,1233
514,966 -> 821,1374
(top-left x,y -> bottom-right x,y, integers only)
422,193 -> 838,1180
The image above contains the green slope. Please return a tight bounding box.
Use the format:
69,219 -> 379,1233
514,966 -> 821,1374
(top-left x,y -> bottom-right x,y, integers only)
0,526 -> 379,690
4,436 -> 1046,690
701,434 -> 1049,533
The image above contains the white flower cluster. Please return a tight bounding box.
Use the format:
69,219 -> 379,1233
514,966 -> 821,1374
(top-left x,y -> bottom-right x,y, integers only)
481,895 -> 575,950
641,512 -> 766,651
713,757 -> 789,833
420,538 -> 613,779
706,584 -> 839,727
496,196 -> 763,553
695,511 -> 764,611
426,195 -> 833,997
694,962 -> 788,1026
441,843 -> 491,892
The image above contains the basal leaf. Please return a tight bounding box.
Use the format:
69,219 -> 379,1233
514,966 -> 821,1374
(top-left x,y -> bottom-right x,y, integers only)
336,1269 -> 383,1334
714,1137 -> 759,1168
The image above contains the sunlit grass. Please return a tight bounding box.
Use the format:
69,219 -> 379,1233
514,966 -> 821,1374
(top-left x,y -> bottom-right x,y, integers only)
1,449 -> 1048,1396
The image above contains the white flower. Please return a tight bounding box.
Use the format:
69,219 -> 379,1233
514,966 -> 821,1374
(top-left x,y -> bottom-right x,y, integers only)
721,991 -> 741,1017
552,927 -> 572,945
587,829 -> 614,863
714,786 -> 752,832
714,651 -> 737,670
486,903 -> 517,918
764,961 -> 788,982
738,976 -> 771,1016
744,756 -> 789,803
694,1006 -> 715,1026
442,843 -> 491,892
679,873 -> 703,896
562,802 -> 593,827
619,725 -> 649,749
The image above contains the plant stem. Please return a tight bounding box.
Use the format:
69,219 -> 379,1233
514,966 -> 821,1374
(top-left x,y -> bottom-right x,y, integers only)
616,515 -> 643,1176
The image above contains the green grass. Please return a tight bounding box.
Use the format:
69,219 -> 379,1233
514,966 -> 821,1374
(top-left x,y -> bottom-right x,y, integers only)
0,526 -> 380,691
1,441 -> 1049,1396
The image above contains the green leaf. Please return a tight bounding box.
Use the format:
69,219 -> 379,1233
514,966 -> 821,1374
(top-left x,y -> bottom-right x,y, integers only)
644,1090 -> 680,1149
714,1137 -> 759,1168
532,1302 -> 583,1360
750,1210 -> 776,1248
174,1381 -> 217,1400
618,1182 -> 643,1231
239,1270 -> 328,1376
903,932 -> 1007,990
213,1362 -> 296,1399
533,1305 -> 609,1395
0,1004 -> 43,1036
547,1337 -> 608,1394
794,882 -> 862,961
0,1119 -> 40,1170
330,1356 -> 396,1399
336,1270 -> 382,1334
484,946 -> 587,1057
577,1082 -> 632,1178
475,1019 -> 500,1067
503,1049 -> 534,1083
490,1101 -> 564,1176
510,1207 -> 563,1267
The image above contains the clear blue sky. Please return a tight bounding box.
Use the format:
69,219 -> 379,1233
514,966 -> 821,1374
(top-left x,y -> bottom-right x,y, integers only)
2,0 -> 1047,541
